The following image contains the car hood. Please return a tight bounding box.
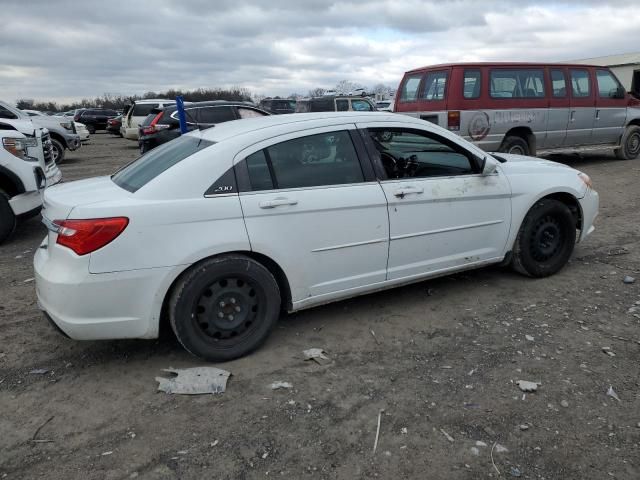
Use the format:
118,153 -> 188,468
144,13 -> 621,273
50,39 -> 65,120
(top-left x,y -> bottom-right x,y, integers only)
0,117 -> 38,136
492,152 -> 577,173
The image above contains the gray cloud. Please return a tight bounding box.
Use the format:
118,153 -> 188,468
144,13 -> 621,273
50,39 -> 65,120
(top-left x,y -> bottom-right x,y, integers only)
1,0 -> 638,103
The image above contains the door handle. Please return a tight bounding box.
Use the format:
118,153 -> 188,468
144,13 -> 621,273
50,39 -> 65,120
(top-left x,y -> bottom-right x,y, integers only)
258,197 -> 298,209
570,110 -> 575,122
394,186 -> 424,198
595,109 -> 600,120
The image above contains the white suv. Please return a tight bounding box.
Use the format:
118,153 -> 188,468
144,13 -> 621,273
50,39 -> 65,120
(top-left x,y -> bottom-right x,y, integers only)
121,99 -> 175,140
35,112 -> 598,361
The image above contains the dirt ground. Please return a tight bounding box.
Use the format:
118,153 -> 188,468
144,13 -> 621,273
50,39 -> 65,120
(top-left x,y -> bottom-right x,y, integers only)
1,133 -> 639,480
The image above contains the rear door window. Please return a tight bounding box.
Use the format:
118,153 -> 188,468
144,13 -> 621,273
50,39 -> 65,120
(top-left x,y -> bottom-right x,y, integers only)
550,69 -> 567,97
463,69 -> 481,99
198,106 -> 236,124
490,69 -> 545,98
421,71 -> 447,100
400,74 -> 422,102
112,135 -> 214,192
570,69 -> 591,98
245,150 -> 274,191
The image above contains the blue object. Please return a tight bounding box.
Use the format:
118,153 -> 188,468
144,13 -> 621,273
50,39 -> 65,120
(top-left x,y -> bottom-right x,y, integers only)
176,96 -> 188,134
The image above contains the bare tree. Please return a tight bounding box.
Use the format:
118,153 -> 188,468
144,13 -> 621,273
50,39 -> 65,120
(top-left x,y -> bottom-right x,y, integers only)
308,87 -> 326,97
334,80 -> 365,95
15,99 -> 34,110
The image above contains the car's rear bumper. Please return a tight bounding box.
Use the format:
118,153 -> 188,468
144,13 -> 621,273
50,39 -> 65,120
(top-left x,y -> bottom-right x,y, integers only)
124,127 -> 139,140
34,238 -> 174,340
9,190 -> 43,216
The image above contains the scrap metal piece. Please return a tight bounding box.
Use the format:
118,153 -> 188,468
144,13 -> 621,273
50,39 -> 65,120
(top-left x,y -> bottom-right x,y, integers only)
156,367 -> 230,395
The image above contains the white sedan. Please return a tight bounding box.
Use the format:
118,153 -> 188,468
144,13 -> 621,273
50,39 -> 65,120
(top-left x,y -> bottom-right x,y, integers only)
34,112 -> 598,361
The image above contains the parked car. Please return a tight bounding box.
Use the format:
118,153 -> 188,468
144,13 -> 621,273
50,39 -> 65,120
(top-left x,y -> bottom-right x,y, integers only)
138,101 -> 269,153
121,99 -> 176,141
395,62 -> 640,159
21,109 -> 82,163
375,99 -> 394,112
0,101 -> 62,187
74,108 -> 119,134
296,95 -> 376,112
75,122 -> 90,143
106,115 -> 122,136
258,98 -> 297,114
34,112 -> 598,361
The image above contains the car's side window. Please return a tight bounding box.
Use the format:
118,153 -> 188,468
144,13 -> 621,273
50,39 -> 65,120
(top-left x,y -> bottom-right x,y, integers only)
367,128 -> 476,179
237,107 -> 267,119
198,106 -> 236,124
463,69 -> 481,99
0,105 -> 17,119
596,69 -> 622,98
351,99 -> 373,111
241,131 -> 365,191
490,69 -> 545,98
421,71 -> 448,101
400,74 -> 422,102
336,99 -> 349,111
570,69 -> 591,98
550,69 -> 567,97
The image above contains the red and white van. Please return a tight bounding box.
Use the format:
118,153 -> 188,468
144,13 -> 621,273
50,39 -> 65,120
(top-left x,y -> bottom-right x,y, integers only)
394,63 -> 640,159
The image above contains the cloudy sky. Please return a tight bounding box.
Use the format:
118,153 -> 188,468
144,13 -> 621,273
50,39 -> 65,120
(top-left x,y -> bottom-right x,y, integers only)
1,0 -> 638,103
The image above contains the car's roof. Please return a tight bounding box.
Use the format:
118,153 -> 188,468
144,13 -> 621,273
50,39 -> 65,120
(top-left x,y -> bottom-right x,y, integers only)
198,112 -> 421,143
407,62 -> 603,73
134,98 -> 174,104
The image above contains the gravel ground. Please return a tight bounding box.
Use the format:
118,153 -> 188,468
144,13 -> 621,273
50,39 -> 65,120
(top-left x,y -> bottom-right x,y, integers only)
1,133 -> 639,480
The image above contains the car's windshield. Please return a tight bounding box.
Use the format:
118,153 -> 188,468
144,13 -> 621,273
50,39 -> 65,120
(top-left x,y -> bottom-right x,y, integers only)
112,135 -> 214,192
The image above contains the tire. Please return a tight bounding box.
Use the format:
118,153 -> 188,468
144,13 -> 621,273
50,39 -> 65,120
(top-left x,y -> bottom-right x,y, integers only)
51,138 -> 65,164
499,135 -> 530,156
511,199 -> 576,277
169,255 -> 281,362
615,125 -> 640,160
0,190 -> 17,244
86,124 -> 96,134
139,142 -> 150,154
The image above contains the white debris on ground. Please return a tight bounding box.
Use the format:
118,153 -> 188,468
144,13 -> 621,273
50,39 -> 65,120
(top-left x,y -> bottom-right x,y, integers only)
270,381 -> 293,390
302,348 -> 331,365
156,367 -> 230,395
516,380 -> 540,392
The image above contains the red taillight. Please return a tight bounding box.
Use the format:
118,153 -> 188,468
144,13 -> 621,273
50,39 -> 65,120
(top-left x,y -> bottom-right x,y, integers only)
447,111 -> 460,131
54,217 -> 129,255
73,115 -> 80,122
142,111 -> 168,136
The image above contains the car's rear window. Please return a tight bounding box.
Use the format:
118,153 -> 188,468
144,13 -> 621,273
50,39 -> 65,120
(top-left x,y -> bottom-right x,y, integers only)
112,136 -> 214,192
132,103 -> 160,116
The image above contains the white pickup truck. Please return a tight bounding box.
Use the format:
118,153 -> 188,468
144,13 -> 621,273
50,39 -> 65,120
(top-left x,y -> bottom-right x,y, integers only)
0,106 -> 62,243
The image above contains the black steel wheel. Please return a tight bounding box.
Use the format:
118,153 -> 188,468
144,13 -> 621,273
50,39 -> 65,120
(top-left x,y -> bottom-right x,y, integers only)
169,255 -> 281,361
615,125 -> 640,160
499,135 -> 530,156
512,199 -> 576,277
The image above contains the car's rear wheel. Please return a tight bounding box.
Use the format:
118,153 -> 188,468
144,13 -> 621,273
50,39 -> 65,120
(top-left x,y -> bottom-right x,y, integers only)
512,199 -> 576,277
0,189 -> 16,244
499,135 -> 530,156
87,125 -> 96,134
51,138 -> 65,164
615,125 -> 640,160
169,255 -> 281,362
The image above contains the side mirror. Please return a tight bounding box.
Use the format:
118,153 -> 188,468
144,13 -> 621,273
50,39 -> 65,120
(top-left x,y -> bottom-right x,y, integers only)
481,156 -> 499,175
613,86 -> 626,99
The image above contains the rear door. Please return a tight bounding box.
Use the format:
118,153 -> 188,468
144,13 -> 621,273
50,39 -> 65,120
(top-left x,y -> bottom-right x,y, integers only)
358,121 -> 511,280
566,68 -> 596,146
236,126 -> 389,302
594,69 -> 627,145
543,68 -> 570,148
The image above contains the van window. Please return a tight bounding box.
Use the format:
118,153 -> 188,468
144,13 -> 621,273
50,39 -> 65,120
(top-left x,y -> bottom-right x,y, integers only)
336,99 -> 349,111
490,69 -> 545,98
463,69 -> 481,99
351,99 -> 374,111
400,74 -> 422,102
596,69 -> 622,98
570,69 -> 591,98
132,103 -> 160,117
422,71 -> 447,101
550,69 -> 567,97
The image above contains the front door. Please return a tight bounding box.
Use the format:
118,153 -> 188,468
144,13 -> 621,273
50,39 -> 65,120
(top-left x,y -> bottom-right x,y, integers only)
236,126 -> 389,303
566,68 -> 596,146
358,123 -> 511,281
593,69 -> 628,145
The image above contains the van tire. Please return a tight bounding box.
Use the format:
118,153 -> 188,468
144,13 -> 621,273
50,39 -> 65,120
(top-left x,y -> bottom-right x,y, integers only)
169,255 -> 281,362
500,136 -> 530,156
615,125 -> 640,160
0,189 -> 16,244
511,199 -> 576,278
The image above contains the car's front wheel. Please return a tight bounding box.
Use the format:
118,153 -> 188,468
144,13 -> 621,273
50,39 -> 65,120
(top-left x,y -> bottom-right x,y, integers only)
51,138 -> 65,164
169,255 -> 281,362
615,125 -> 640,160
512,199 -> 576,277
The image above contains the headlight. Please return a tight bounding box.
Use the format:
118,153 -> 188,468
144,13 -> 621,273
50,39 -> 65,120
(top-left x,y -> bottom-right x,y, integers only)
2,137 -> 38,161
60,121 -> 73,130
578,172 -> 593,189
